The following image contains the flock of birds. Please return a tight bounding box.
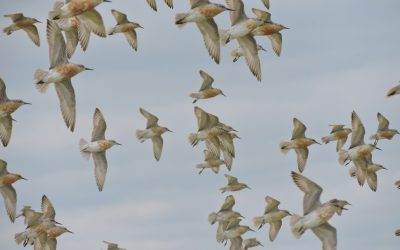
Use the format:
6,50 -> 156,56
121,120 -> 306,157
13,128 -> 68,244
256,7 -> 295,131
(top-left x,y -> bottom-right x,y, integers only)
1,0 -> 400,250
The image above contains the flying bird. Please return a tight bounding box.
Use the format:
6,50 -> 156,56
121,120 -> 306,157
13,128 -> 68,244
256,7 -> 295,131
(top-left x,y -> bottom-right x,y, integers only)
231,44 -> 266,62
146,0 -> 173,11
321,124 -> 352,152
80,108 -> 121,191
108,9 -> 143,51
349,159 -> 386,192
369,112 -> 399,142
136,108 -> 172,161
220,174 -> 250,193
0,78 -> 30,147
3,13 -> 41,46
190,70 -> 226,103
103,240 -> 126,250
196,149 -> 226,174
280,118 -> 320,172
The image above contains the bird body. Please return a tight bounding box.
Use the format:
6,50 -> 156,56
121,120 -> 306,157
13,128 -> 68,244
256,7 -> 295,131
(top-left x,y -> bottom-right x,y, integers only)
220,174 -> 250,193
349,163 -> 386,192
369,113 -> 399,141
108,9 -> 143,51
49,0 -> 107,19
190,70 -> 225,103
321,125 -> 352,152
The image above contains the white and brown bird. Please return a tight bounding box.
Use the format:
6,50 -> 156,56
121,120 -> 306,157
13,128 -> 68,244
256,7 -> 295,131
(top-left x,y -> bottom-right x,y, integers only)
3,13 -> 41,46
196,149 -> 226,174
175,1 -> 233,64
253,196 -> 291,242
49,0 -> 110,38
146,0 -> 173,11
321,124 -> 352,152
369,112 -> 399,142
220,174 -> 250,193
35,20 -> 93,132
0,159 -> 26,223
0,78 -> 30,147
386,83 -> 400,97
190,70 -> 226,103
349,159 -> 386,192
80,108 -> 121,191
290,171 -> 350,250
280,118 -> 320,173
242,238 -> 263,250
108,9 -> 143,51
136,108 -> 172,161
103,240 -> 126,250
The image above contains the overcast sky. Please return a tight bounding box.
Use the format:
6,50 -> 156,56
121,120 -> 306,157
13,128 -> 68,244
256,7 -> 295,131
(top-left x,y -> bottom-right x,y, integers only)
1,0 -> 400,249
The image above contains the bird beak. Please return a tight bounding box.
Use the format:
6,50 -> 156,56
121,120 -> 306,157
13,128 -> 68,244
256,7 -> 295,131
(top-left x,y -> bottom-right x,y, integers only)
283,26 -> 289,29
115,142 -> 122,146
167,128 -> 173,132
246,186 -> 251,189
85,67 -> 93,70
225,7 -> 235,11
139,25 -> 144,29
23,102 -> 32,105
249,228 -> 255,232
259,243 -> 264,247
375,146 -> 382,151
20,176 -> 28,180
221,92 -> 226,97
67,230 -> 74,234
103,0 -> 111,2
260,47 -> 267,51
382,166 -> 388,170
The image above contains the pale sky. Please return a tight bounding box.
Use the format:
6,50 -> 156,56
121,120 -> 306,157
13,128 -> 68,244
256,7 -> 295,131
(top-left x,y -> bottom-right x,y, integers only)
1,0 -> 400,250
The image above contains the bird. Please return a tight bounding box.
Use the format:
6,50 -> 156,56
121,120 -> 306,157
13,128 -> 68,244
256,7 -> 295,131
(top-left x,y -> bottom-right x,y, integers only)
146,0 -> 173,11
48,0 -> 111,37
242,238 -> 263,249
231,44 -> 266,62
43,226 -> 73,250
190,70 -> 226,103
250,8 -> 288,56
396,229 -> 400,237
0,78 -> 30,147
280,118 -> 320,173
349,160 -> 386,192
80,108 -> 121,191
395,180 -> 400,189
51,1 -> 90,57
103,240 -> 126,250
321,124 -> 352,152
16,206 -> 43,228
386,83 -> 400,97
290,171 -> 350,250
369,112 -> 399,142
196,149 -> 226,174
3,13 -> 41,46
34,20 -> 93,132
0,159 -> 26,223
220,174 -> 250,193
175,1 -> 233,64
136,107 -> 172,161
253,196 -> 291,241
220,0 -> 265,81
338,111 -> 381,186
208,195 -> 241,226
108,9 -> 143,51
217,222 -> 255,245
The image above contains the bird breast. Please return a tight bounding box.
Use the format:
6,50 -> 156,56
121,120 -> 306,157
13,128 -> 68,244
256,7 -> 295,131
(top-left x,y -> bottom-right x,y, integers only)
68,0 -> 96,15
54,64 -> 79,79
201,89 -> 220,98
0,175 -> 19,186
0,102 -> 19,115
293,138 -> 314,147
15,19 -> 35,29
252,24 -> 281,36
335,130 -> 350,139
199,4 -> 224,19
379,130 -> 396,139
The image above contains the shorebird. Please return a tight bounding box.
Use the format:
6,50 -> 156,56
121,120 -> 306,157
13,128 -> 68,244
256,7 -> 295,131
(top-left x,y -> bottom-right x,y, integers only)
395,180 -> 400,189
34,20 -> 93,132
217,222 -> 254,245
0,160 -> 26,223
242,238 -> 263,249
321,124 -> 352,152
369,112 -> 399,142
386,83 -> 400,97
51,1 -> 90,57
349,159 -> 386,192
290,171 -> 350,250
48,0 -> 110,37
136,108 -> 172,161
175,1 -> 233,64
0,78 -> 30,147
190,70 -> 226,103
80,108 -> 121,191
146,0 -> 173,11
220,174 -> 250,193
208,195 -> 241,225
338,111 -> 380,186
103,240 -> 126,250
3,13 -> 41,46
16,206 -> 43,227
196,149 -> 226,174
220,0 -> 265,80
108,9 -> 143,51
231,44 -> 266,62
280,118 -> 320,173
253,196 -> 291,242
250,8 -> 288,56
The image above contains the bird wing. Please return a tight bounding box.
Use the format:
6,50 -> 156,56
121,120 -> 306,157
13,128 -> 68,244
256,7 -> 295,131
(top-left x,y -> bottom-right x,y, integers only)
41,195 -> 56,219
23,25 -> 40,46
291,118 -> 307,140
336,137 -> 347,152
93,152 -> 108,192
225,174 -> 239,185
53,1 -> 64,10
269,219 -> 282,242
329,125 -> 345,134
218,133 -> 235,157
251,8 -> 271,21
194,106 -> 219,130
124,30 -> 138,51
222,148 -> 233,171
349,111 -> 365,148
44,238 -> 57,250
0,185 -> 16,222
152,136 -> 164,161
146,0 -> 157,11
311,223 -> 337,250
226,0 -> 247,25
0,78 -> 8,102
386,84 -> 400,97
205,137 -> 221,158
377,112 -> 389,131
77,20 -> 91,51
219,195 -> 235,212
267,32 -> 282,56
77,9 -> 106,37
140,107 -> 159,128
0,160 -> 7,175
55,79 -> 76,132
64,30 -> 79,58
196,19 -> 220,64
191,0 -> 209,8
0,115 -> 12,147
111,9 -> 128,24
261,0 -> 270,9
91,108 -> 107,141
237,34 -> 261,81
164,0 -> 174,8
353,158 -> 368,186
47,20 -> 67,68
366,171 -> 378,192
264,196 -> 280,214
4,13 -> 24,22
199,70 -> 214,91
295,147 -> 309,173
291,171 -> 322,215
229,236 -> 243,250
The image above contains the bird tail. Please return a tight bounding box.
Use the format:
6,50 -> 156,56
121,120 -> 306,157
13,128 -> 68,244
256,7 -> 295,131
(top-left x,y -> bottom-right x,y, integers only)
321,136 -> 330,144
136,129 -> 146,142
188,133 -> 199,146
338,149 -> 349,165
279,141 -> 291,154
79,138 -> 90,160
219,29 -> 230,46
14,231 -> 28,245
48,10 -> 62,20
208,212 -> 217,225
175,13 -> 188,28
290,214 -> 305,239
253,216 -> 265,229
3,26 -> 13,35
34,69 -> 50,93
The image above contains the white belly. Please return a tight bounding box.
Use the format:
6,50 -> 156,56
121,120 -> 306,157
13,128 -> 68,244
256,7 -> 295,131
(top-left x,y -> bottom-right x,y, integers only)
83,142 -> 104,153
